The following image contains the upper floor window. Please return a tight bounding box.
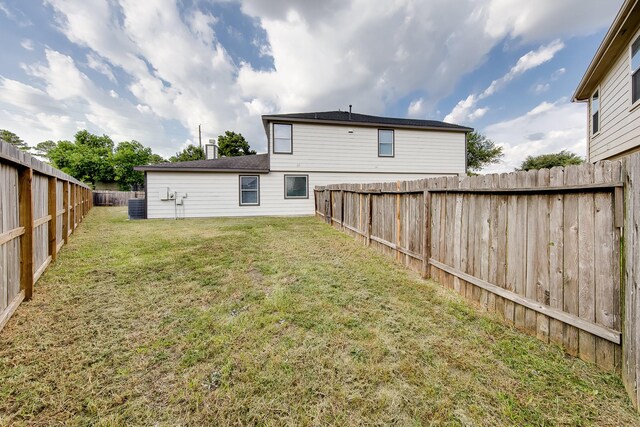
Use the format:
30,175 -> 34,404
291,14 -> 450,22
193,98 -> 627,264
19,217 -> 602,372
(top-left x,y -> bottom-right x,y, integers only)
591,90 -> 599,135
378,129 -> 394,157
239,175 -> 259,206
273,123 -> 292,154
632,35 -> 640,104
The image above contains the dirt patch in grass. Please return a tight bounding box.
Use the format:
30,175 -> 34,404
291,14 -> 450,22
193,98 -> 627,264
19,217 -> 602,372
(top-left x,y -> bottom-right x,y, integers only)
0,207 -> 638,425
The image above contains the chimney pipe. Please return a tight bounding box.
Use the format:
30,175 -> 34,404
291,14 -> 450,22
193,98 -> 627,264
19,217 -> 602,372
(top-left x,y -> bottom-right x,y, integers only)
349,104 -> 352,120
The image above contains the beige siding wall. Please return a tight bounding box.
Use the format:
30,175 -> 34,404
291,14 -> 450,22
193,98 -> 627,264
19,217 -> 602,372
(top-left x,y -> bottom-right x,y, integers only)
589,26 -> 640,162
146,171 -> 446,218
268,122 -> 466,174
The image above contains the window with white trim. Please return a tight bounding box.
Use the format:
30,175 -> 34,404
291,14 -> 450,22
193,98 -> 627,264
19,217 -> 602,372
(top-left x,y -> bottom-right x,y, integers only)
632,35 -> 640,104
273,123 -> 292,153
591,90 -> 599,135
284,175 -> 308,199
239,175 -> 259,205
378,129 -> 394,157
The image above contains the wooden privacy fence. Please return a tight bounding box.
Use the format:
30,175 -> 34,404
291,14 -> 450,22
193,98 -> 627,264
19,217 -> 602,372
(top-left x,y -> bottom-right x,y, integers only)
0,140 -> 92,332
93,190 -> 144,206
315,154 -> 640,411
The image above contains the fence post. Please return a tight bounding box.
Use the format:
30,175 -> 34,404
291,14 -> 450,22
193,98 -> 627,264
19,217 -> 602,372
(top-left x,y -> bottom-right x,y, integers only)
422,189 -> 431,279
63,181 -> 69,244
324,190 -> 331,224
396,181 -> 401,262
367,192 -> 372,246
18,167 -> 34,301
340,189 -> 345,230
623,153 -> 640,409
48,177 -> 58,262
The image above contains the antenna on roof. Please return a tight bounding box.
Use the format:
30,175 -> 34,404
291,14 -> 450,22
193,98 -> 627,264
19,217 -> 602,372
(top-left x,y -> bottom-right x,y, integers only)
349,105 -> 352,120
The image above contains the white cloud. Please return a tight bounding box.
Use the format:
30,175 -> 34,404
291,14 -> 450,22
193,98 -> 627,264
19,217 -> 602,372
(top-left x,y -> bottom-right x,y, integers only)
407,98 -> 425,117
445,39 -> 564,123
551,67 -> 566,80
533,83 -> 550,94
187,9 -> 218,45
0,1 -> 32,26
15,0 -> 619,155
20,39 -> 34,51
468,107 -> 489,120
483,0 -> 620,42
481,99 -> 586,173
0,50 -> 168,152
86,53 -> 117,83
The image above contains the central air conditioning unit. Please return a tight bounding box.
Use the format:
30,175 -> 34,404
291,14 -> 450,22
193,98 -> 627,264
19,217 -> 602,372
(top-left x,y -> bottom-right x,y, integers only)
159,187 -> 170,200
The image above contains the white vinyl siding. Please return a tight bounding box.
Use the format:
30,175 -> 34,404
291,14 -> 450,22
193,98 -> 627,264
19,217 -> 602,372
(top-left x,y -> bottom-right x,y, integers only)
146,171 -> 447,218
632,35 -> 640,105
589,27 -> 640,162
269,122 -> 466,174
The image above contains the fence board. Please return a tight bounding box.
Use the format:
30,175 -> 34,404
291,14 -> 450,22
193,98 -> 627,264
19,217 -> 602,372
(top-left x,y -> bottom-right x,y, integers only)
317,160 -> 623,372
92,190 -> 138,206
0,140 -> 91,333
578,163 -> 596,363
549,167 -> 565,346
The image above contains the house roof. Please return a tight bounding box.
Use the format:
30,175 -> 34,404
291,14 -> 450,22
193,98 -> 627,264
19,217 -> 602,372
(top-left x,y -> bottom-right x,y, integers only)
573,0 -> 640,101
134,153 -> 270,173
261,111 -> 473,132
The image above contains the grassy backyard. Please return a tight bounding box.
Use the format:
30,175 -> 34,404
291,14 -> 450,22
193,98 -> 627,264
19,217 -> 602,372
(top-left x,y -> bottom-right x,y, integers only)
0,207 -> 638,425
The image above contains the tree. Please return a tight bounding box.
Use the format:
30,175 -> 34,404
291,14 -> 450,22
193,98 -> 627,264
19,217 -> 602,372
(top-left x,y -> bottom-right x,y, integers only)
33,140 -> 57,161
216,131 -> 256,157
48,130 -> 115,186
170,144 -> 205,162
0,129 -> 30,151
466,131 -> 504,173
518,150 -> 584,171
113,141 -> 166,190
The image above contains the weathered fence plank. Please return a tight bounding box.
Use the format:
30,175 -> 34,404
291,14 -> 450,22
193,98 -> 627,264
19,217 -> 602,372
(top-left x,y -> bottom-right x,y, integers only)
317,160 -> 623,373
0,140 -> 91,333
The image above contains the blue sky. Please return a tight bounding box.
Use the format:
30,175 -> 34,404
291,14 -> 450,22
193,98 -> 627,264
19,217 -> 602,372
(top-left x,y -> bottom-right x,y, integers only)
0,0 -> 624,171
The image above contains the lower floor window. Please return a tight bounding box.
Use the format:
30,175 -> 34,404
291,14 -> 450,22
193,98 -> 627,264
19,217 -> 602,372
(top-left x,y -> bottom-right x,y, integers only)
285,175 -> 308,199
240,175 -> 259,205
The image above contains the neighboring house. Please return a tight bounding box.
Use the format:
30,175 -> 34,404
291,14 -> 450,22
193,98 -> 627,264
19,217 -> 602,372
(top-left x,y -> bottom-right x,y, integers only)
135,110 -> 471,219
573,0 -> 640,162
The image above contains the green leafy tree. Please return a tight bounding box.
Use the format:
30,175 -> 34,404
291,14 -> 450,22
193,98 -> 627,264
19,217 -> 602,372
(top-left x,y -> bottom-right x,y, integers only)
113,141 -> 165,190
518,150 -> 584,171
0,129 -> 30,151
48,130 -> 115,186
216,131 -> 256,157
466,131 -> 504,173
33,140 -> 57,160
170,144 -> 205,162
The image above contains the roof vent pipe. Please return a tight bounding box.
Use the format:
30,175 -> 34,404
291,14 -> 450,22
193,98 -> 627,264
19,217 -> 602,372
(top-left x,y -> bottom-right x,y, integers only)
349,104 -> 352,120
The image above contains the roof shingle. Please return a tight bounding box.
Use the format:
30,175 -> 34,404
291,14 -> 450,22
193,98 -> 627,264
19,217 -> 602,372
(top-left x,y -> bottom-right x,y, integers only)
134,153 -> 269,172
262,110 -> 472,131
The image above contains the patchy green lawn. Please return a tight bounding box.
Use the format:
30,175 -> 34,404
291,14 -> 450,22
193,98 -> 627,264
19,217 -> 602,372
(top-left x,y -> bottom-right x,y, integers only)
0,207 -> 637,426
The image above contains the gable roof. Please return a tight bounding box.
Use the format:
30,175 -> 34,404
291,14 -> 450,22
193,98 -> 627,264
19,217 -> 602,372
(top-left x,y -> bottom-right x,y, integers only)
573,0 -> 640,101
134,153 -> 269,173
261,111 -> 473,132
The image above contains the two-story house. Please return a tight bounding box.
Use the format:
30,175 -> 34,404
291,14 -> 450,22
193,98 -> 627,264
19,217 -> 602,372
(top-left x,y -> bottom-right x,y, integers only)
136,110 -> 471,219
573,0 -> 640,162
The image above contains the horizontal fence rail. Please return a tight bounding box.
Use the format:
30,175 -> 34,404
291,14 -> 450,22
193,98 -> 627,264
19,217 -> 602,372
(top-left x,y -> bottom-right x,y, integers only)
0,141 -> 92,332
93,190 -> 144,206
315,154 -> 640,412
